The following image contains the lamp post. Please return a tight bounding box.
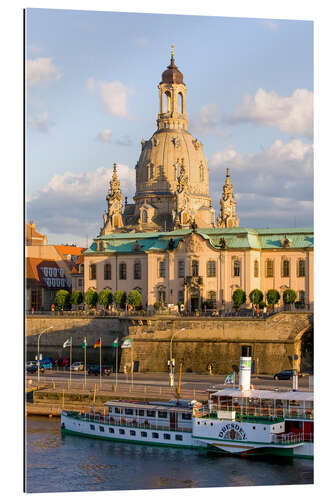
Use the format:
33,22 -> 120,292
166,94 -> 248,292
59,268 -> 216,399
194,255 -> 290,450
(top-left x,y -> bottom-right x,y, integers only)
37,325 -> 54,387
169,328 -> 185,387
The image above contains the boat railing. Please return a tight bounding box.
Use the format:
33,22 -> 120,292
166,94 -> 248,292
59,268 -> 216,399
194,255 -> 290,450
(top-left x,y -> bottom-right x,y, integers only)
66,412 -> 192,433
271,432 -> 304,445
199,404 -> 313,421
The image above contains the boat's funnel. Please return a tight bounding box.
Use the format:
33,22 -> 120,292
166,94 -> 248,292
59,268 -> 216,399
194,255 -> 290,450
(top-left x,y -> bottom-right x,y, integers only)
239,356 -> 252,391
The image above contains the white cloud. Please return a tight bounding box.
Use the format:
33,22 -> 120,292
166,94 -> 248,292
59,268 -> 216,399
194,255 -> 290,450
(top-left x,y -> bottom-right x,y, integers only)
96,129 -> 112,143
26,57 -> 62,86
27,165 -> 135,242
230,88 -> 313,139
87,78 -> 132,118
190,103 -> 227,139
209,138 -> 313,227
28,112 -> 55,133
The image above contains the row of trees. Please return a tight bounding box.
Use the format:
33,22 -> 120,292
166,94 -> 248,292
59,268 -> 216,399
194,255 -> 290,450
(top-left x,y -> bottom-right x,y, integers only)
54,289 -> 142,311
232,287 -> 299,310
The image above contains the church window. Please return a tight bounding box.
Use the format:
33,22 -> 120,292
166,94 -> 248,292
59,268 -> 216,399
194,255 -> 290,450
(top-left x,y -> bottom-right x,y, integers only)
178,92 -> 183,114
207,291 -> 217,309
178,290 -> 184,303
119,263 -> 127,280
104,263 -> 111,280
134,261 -> 142,280
159,261 -> 166,278
254,260 -> 259,278
142,210 -> 148,223
149,164 -> 154,179
298,259 -> 306,277
199,163 -> 204,182
192,260 -> 199,277
266,259 -> 274,278
233,260 -> 240,277
178,260 -> 185,278
158,165 -> 163,177
89,264 -> 96,280
207,260 -> 216,277
282,259 -> 290,278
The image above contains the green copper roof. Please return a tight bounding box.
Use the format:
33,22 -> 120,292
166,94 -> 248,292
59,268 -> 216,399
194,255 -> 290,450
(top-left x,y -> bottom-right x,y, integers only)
84,227 -> 313,255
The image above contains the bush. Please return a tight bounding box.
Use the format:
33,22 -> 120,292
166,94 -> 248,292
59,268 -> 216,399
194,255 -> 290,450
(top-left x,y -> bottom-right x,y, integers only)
55,289 -> 71,310
266,289 -> 280,309
249,289 -> 263,305
283,288 -> 297,305
153,301 -> 160,311
232,288 -> 246,309
114,290 -> 127,309
98,289 -> 113,310
127,290 -> 142,310
70,290 -> 83,306
85,289 -> 98,309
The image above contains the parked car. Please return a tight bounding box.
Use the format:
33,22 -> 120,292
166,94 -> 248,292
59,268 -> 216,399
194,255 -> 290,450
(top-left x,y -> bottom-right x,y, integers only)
26,364 -> 44,374
88,365 -> 112,376
70,362 -> 84,371
39,358 -> 53,370
273,370 -> 295,380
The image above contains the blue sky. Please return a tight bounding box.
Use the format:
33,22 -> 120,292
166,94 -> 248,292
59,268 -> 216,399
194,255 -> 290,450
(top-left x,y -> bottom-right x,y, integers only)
26,9 -> 313,245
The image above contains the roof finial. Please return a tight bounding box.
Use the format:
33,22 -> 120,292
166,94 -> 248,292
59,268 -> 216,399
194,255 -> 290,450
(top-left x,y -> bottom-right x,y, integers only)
226,168 -> 230,177
171,44 -> 174,60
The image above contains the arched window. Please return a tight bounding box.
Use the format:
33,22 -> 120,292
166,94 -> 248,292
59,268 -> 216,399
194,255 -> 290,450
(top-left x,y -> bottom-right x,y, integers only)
282,259 -> 290,278
199,163 -> 204,182
119,263 -> 127,280
142,210 -> 148,223
207,260 -> 216,277
254,260 -> 259,278
149,164 -> 154,179
159,261 -> 166,278
233,260 -> 240,277
104,263 -> 111,280
178,92 -> 183,113
266,259 -> 274,278
192,260 -> 199,277
207,291 -> 217,309
298,259 -> 306,277
163,91 -> 171,113
178,260 -> 185,278
89,264 -> 96,280
134,261 -> 142,280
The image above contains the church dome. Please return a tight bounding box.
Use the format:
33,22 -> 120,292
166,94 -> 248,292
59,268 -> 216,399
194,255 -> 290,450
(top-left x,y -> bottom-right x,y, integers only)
161,57 -> 184,85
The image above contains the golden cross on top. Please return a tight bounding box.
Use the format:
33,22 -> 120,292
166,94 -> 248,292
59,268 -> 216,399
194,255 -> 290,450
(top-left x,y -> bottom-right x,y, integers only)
171,44 -> 174,58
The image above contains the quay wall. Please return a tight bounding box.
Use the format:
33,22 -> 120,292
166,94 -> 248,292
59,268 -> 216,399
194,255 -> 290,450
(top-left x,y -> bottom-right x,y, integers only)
26,313 -> 313,374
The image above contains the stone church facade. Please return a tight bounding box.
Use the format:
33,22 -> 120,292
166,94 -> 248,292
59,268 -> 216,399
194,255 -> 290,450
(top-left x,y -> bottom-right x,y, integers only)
85,49 -> 313,312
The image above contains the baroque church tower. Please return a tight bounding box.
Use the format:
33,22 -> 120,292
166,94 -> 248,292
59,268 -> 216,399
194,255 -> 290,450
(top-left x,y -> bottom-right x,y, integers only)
100,163 -> 124,235
216,168 -> 239,228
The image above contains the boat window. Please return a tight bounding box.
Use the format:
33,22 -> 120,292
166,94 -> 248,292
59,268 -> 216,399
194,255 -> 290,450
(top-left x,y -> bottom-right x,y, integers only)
90,424 -> 95,430
164,433 -> 171,440
158,411 -> 168,418
210,423 -> 213,426
99,426 -> 104,432
109,428 -> 114,434
119,429 -> 125,435
141,431 -> 147,437
152,432 -> 159,439
253,426 -> 256,430
137,409 -> 145,416
175,434 -> 183,441
115,407 -> 121,414
130,430 -> 136,436
108,408 -> 113,413
181,413 -> 192,420
197,421 -> 200,425
147,410 -> 156,417
264,427 -> 266,430
125,408 -> 134,415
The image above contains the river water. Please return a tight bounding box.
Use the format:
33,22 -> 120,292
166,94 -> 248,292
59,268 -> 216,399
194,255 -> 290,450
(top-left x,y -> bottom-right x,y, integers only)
25,416 -> 313,493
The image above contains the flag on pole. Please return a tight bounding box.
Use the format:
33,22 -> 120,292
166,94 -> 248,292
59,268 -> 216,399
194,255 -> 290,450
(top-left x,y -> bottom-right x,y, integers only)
121,338 -> 132,348
82,338 -> 87,349
224,373 -> 235,384
113,338 -> 118,348
63,338 -> 72,348
94,339 -> 101,348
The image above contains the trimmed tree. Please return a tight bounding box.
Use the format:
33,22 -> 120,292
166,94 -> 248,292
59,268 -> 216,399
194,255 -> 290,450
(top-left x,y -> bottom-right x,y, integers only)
114,290 -> 127,310
55,289 -> 71,311
153,301 -> 161,311
232,288 -> 246,310
70,290 -> 83,307
98,289 -> 113,311
127,290 -> 142,311
85,288 -> 98,309
283,288 -> 297,308
266,289 -> 280,310
249,289 -> 263,305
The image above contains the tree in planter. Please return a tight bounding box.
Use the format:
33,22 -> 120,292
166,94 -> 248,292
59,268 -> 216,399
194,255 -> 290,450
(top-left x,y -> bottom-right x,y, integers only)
114,290 -> 127,310
283,288 -> 297,309
70,290 -> 83,308
153,301 -> 161,311
249,289 -> 263,305
232,288 -> 246,311
85,289 -> 98,309
266,289 -> 280,310
98,289 -> 113,312
127,290 -> 142,311
55,289 -> 71,311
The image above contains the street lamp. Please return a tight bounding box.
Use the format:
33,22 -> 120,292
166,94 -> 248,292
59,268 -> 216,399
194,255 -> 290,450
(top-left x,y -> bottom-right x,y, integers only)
37,325 -> 54,387
169,328 -> 185,387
